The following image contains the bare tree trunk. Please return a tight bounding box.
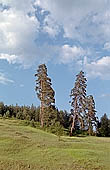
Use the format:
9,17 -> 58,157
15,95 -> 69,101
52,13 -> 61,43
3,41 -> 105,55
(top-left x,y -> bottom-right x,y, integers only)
70,98 -> 77,136
78,115 -> 84,130
80,116 -> 84,130
70,115 -> 76,136
40,101 -> 44,127
88,118 -> 92,136
88,128 -> 91,136
40,80 -> 44,127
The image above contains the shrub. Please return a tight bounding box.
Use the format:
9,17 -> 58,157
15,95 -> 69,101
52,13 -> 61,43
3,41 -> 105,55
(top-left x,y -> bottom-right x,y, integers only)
5,110 -> 10,118
30,119 -> 36,128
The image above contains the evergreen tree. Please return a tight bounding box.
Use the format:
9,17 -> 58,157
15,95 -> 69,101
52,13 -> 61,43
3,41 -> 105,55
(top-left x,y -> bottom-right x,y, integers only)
86,95 -> 97,135
58,110 -> 69,128
35,64 -> 55,127
34,106 -> 40,122
70,71 -> 87,135
23,107 -> 29,120
13,104 -> 20,117
58,110 -> 65,126
16,111 -> 23,119
43,106 -> 58,127
55,122 -> 64,141
99,114 -> 110,137
0,102 -> 5,116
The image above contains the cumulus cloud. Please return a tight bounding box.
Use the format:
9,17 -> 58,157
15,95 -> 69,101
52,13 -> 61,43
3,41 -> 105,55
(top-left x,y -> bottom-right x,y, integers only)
84,56 -> 110,80
0,72 -> 14,84
1,0 -> 110,79
33,0 -> 110,79
1,0 -> 35,14
43,15 -> 60,37
59,44 -> 85,64
0,0 -> 40,67
0,53 -> 18,64
35,0 -> 109,41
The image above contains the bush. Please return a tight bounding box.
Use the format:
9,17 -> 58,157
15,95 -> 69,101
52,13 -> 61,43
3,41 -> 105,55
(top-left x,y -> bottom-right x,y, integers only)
30,119 -> 36,128
5,110 -> 10,118
47,122 -> 64,140
23,120 -> 30,126
16,111 -> 24,120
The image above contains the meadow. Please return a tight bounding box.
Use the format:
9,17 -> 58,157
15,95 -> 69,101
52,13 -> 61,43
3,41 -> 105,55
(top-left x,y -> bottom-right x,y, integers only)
0,118 -> 110,170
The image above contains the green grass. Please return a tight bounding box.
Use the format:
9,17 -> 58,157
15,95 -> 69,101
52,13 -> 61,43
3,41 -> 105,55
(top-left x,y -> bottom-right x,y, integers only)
0,118 -> 110,170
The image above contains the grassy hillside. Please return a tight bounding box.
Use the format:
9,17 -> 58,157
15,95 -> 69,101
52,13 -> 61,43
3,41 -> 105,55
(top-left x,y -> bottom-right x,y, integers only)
0,118 -> 110,170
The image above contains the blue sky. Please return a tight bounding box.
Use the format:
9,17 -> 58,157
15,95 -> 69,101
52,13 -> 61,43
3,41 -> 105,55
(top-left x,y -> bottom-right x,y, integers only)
0,0 -> 110,118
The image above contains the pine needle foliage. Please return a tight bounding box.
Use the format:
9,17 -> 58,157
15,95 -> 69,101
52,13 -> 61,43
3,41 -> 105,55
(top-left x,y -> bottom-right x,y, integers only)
85,95 -> 97,135
35,64 -> 55,127
70,71 -> 87,135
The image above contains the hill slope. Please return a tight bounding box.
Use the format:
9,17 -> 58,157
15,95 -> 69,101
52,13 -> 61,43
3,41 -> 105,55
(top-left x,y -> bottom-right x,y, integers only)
0,118 -> 110,170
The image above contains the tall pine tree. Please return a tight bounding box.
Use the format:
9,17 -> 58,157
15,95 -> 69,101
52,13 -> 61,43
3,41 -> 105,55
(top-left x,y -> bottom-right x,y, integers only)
86,95 -> 97,135
35,64 -> 55,127
70,71 -> 87,135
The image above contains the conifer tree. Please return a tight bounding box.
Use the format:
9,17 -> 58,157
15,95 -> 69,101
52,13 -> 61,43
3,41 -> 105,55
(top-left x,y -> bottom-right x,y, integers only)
86,95 -> 97,135
70,71 -> 87,135
98,114 -> 110,137
0,102 -> 5,116
35,64 -> 55,127
43,106 -> 58,126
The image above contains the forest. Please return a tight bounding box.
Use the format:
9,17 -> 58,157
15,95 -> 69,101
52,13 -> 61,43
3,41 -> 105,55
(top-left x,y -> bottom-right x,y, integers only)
0,64 -> 110,137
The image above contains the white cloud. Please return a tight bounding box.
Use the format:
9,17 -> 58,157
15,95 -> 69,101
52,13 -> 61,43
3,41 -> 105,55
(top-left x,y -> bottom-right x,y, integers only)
84,56 -> 110,80
0,53 -> 18,64
0,1 -> 40,67
1,0 -> 35,14
33,0 -> 110,79
43,15 -> 60,37
59,44 -> 85,64
0,0 -> 110,80
35,0 -> 109,41
0,72 -> 14,84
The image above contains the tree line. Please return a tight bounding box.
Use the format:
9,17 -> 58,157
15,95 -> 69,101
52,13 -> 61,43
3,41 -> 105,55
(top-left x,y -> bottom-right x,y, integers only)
0,102 -> 69,134
0,64 -> 110,137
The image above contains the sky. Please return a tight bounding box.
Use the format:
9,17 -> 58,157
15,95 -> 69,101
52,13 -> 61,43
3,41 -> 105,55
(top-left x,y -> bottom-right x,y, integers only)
0,0 -> 110,118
